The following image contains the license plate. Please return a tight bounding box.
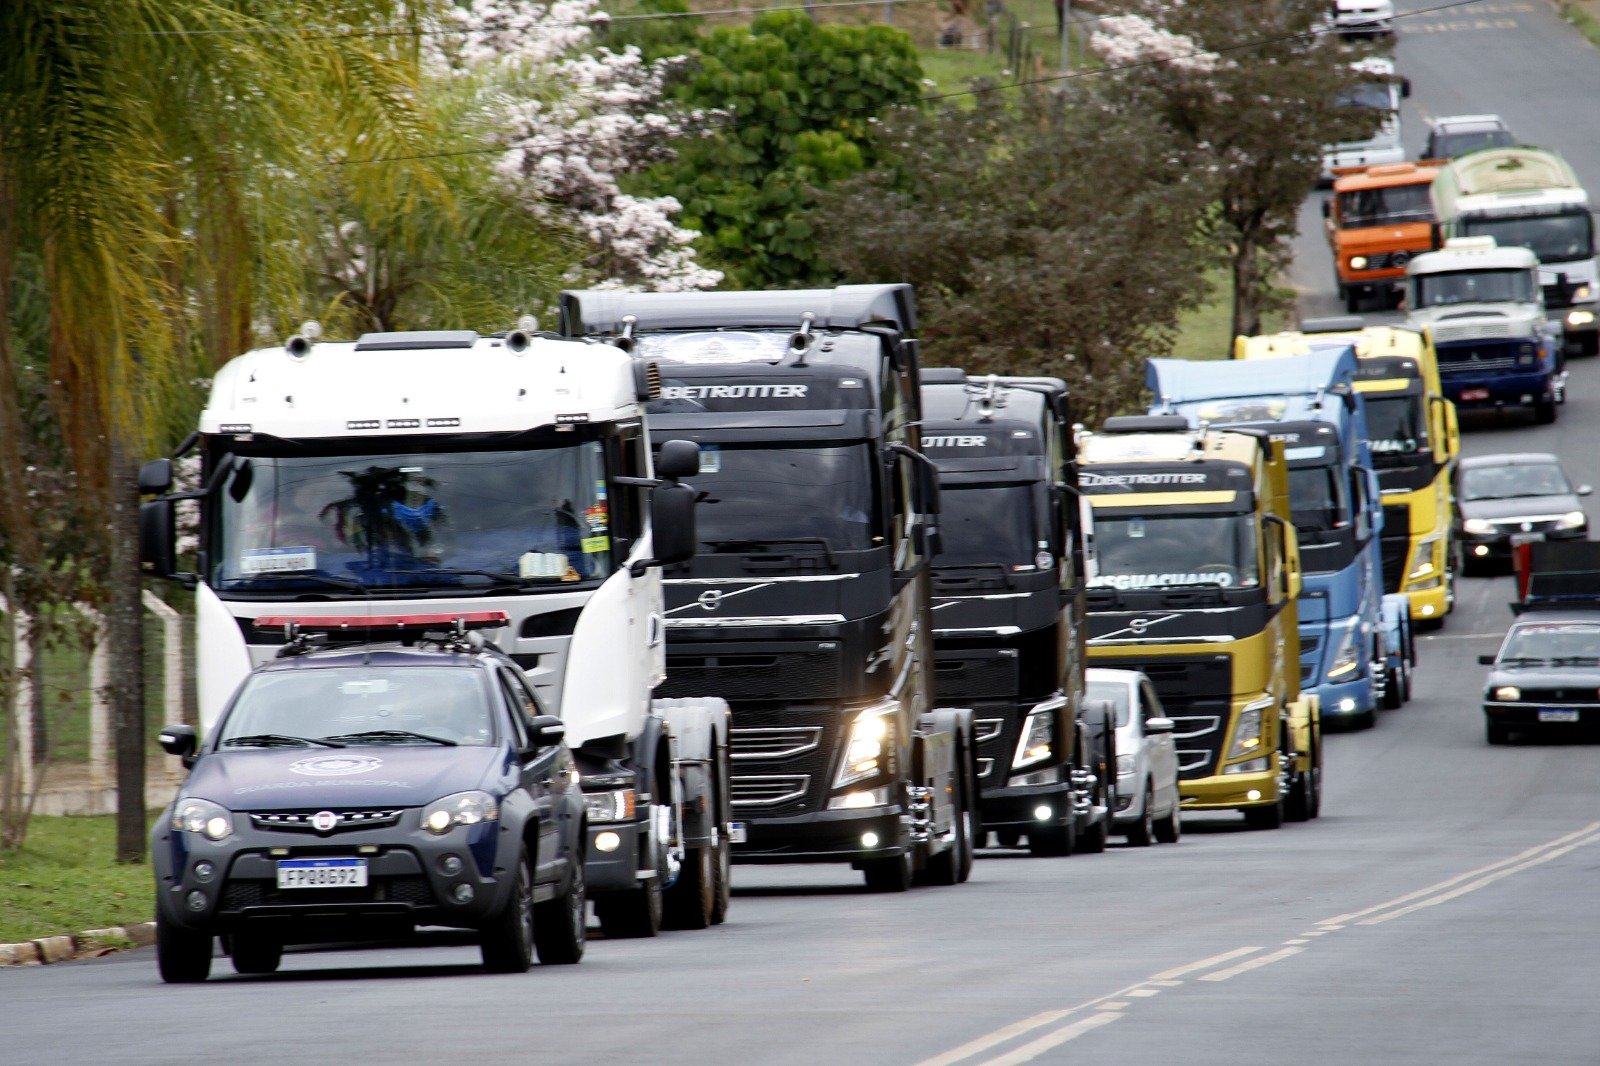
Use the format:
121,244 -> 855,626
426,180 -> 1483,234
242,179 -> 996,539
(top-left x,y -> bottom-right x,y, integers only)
1460,388 -> 1490,401
276,858 -> 368,889
1538,709 -> 1580,723
728,822 -> 748,844
1511,532 -> 1544,546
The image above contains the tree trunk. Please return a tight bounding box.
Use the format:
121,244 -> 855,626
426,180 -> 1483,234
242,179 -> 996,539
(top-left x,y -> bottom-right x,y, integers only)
1229,217 -> 1266,340
108,442 -> 147,863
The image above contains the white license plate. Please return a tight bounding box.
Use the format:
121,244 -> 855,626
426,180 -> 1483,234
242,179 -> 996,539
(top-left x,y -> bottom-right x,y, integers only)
728,822 -> 748,844
1539,709 -> 1580,723
1511,532 -> 1544,546
276,858 -> 368,889
1460,388 -> 1490,401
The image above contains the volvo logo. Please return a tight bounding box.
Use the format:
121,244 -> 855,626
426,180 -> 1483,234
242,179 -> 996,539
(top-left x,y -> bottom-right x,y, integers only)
311,810 -> 339,833
697,590 -> 724,611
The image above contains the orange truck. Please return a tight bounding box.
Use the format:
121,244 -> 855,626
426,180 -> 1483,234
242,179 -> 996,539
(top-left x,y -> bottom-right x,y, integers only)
1323,161 -> 1443,313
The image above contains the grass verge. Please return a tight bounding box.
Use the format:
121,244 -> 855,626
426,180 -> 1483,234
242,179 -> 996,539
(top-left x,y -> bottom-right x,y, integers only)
0,815 -> 155,943
1558,1 -> 1600,50
1171,268 -> 1294,361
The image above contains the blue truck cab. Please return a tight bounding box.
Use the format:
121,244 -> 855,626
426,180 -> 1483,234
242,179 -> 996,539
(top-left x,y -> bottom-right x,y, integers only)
1147,349 -> 1391,728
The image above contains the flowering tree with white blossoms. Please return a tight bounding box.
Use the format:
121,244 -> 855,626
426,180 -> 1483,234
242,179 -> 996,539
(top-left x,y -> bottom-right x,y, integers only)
434,0 -> 721,291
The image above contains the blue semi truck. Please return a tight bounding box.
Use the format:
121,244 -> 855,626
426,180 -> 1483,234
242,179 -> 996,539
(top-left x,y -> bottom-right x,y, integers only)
1146,349 -> 1411,729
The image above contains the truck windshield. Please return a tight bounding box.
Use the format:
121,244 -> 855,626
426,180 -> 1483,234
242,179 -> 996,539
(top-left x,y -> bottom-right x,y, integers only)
211,443 -> 614,593
1414,269 -> 1536,306
220,667 -> 496,747
690,443 -> 877,553
939,484 -> 1039,567
1363,394 -> 1429,461
1288,464 -> 1350,535
1339,183 -> 1433,226
1089,513 -> 1259,591
1460,212 -> 1593,262
1337,82 -> 1395,112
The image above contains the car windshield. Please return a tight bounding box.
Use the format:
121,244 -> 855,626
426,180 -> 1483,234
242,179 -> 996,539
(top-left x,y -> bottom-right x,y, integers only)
1086,679 -> 1132,728
687,442 -> 878,552
1414,269 -> 1537,306
1499,623 -> 1600,664
1339,183 -> 1433,226
939,484 -> 1040,568
1288,463 -> 1350,536
1363,394 -> 1428,461
1460,462 -> 1570,501
1433,128 -> 1514,158
212,443 -> 613,592
1089,512 -> 1260,591
1459,213 -> 1593,262
220,667 -> 495,747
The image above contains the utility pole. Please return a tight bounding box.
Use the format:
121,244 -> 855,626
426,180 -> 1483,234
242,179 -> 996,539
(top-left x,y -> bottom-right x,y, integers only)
1059,0 -> 1071,74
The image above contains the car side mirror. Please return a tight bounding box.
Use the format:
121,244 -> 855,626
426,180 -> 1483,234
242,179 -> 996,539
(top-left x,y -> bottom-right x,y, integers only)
1578,485 -> 1592,496
647,482 -> 697,567
1400,77 -> 1412,98
527,714 -> 566,748
655,439 -> 700,481
1144,716 -> 1175,735
159,724 -> 197,760
1477,654 -> 1496,665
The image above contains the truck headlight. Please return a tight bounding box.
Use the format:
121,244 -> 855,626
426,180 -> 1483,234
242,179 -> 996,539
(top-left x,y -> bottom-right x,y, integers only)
1569,309 -> 1595,327
1228,696 -> 1274,759
1349,256 -> 1369,270
1516,352 -> 1537,367
1462,518 -> 1494,536
1555,511 -> 1587,530
1492,685 -> 1520,702
1012,710 -> 1054,770
173,797 -> 234,841
1326,629 -> 1362,681
1408,536 -> 1440,580
422,791 -> 499,835
1115,754 -> 1136,777
580,788 -> 637,824
1573,285 -> 1593,303
835,707 -> 894,788
1223,757 -> 1270,775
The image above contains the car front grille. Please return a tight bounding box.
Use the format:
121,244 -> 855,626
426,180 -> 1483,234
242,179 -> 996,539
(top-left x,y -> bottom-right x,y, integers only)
247,809 -> 405,834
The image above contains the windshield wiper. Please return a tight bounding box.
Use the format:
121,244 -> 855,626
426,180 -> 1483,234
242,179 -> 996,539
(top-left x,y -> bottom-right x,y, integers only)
222,733 -> 347,749
322,729 -> 458,747
228,573 -> 367,593
705,537 -> 838,568
1496,656 -> 1549,666
385,566 -> 542,587
1550,656 -> 1600,666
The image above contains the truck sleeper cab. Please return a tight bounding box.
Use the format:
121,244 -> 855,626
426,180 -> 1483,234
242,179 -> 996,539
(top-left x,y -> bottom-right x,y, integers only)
559,286 -> 977,892
920,370 -> 1106,857
1078,418 -> 1319,829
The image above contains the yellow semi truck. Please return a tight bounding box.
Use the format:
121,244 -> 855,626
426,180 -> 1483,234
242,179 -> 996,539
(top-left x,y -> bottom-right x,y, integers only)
1078,416 -> 1321,829
1234,320 -> 1460,626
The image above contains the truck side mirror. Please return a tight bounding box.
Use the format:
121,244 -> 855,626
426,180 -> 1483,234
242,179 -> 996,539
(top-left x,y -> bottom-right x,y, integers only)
655,439 -> 700,480
648,482 -> 697,566
1578,485 -> 1593,496
139,458 -> 173,495
1321,199 -> 1331,220
1400,77 -> 1412,98
1144,716 -> 1175,735
139,499 -> 177,579
1477,654 -> 1496,665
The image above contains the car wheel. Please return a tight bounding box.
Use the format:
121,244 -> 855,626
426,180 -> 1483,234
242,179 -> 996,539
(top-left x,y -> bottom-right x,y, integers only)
480,846 -> 536,973
662,843 -> 715,931
156,913 -> 213,984
1125,783 -> 1154,847
533,857 -> 586,965
1486,720 -> 1513,745
862,848 -> 914,892
1153,795 -> 1182,844
229,930 -> 282,975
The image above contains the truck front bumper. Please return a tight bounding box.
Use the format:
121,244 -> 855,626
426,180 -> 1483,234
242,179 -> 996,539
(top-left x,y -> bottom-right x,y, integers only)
1179,768 -> 1279,812
978,780 -> 1075,832
1440,370 -> 1554,412
731,805 -> 908,865
1402,575 -> 1450,622
1306,674 -> 1376,721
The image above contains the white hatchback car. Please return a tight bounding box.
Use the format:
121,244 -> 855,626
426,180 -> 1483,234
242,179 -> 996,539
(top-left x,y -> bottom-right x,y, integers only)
1086,668 -> 1181,847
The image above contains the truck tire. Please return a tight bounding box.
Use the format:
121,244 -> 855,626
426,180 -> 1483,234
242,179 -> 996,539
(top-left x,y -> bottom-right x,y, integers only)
1077,801 -> 1109,854
862,849 -> 914,892
594,824 -> 666,939
1285,756 -> 1319,823
480,846 -> 536,973
710,832 -> 732,926
533,858 -> 586,965
920,765 -> 975,886
1027,819 -> 1074,857
1243,799 -> 1284,830
1344,288 -> 1362,314
662,844 -> 715,930
156,914 -> 213,984
229,930 -> 282,975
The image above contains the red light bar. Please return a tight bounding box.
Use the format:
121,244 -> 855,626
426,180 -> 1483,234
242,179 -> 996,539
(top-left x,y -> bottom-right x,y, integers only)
254,611 -> 510,631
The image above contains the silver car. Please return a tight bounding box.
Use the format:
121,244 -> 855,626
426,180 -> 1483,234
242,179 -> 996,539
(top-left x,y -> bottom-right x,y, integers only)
1086,668 -> 1181,847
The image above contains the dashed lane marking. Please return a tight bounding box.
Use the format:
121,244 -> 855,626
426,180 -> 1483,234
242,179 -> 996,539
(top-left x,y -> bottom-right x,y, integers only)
1126,989 -> 1161,998
1197,946 -> 1304,982
976,1013 -> 1124,1066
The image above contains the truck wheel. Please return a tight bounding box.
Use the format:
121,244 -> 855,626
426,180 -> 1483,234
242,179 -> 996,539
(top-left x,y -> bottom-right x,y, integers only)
862,850 -> 913,892
533,858 -> 586,965
662,844 -> 715,930
480,847 -> 536,973
1533,398 -> 1557,424
1125,783 -> 1154,847
1344,288 -> 1362,314
920,774 -> 974,887
1027,819 -> 1074,857
709,832 -> 732,926
156,913 -> 213,984
1243,799 -> 1284,830
229,930 -> 282,975
1077,793 -> 1109,854
1383,662 -> 1404,710
1285,759 -> 1317,823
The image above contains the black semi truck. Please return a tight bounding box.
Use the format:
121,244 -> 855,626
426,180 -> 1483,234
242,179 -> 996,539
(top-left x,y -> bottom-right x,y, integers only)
559,285 -> 978,892
919,371 -> 1111,855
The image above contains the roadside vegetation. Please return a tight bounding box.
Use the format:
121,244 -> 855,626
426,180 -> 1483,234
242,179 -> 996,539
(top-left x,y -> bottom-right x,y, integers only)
0,815 -> 154,943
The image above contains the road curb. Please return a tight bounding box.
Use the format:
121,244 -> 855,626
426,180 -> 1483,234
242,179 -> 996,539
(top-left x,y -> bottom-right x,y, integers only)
0,922 -> 156,967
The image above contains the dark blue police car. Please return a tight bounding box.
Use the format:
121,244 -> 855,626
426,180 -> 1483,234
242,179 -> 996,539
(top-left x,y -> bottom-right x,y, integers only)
152,617 -> 587,981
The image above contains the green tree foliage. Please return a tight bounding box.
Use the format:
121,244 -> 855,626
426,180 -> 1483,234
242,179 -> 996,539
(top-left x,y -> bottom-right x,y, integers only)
815,86 -> 1214,424
649,11 -> 925,287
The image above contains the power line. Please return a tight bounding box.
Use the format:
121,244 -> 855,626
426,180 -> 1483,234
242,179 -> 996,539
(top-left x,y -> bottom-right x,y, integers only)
329,0 -> 1491,169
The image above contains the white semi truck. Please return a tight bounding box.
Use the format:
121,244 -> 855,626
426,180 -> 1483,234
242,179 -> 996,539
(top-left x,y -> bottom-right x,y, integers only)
138,325 -> 734,936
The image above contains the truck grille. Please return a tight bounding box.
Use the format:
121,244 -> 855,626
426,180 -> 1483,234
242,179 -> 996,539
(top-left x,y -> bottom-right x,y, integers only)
1299,635 -> 1322,687
1437,339 -> 1529,371
660,646 -> 843,701
730,727 -> 822,760
722,705 -> 842,816
932,650 -> 1020,701
729,775 -> 811,808
1094,654 -> 1230,779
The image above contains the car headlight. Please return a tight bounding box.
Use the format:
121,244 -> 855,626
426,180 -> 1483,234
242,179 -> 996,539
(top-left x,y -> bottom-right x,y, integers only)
1228,696 -> 1274,759
1492,685 -> 1521,702
1462,518 -> 1494,536
422,791 -> 499,835
835,706 -> 894,788
1556,511 -> 1587,530
173,797 -> 234,841
1115,754 -> 1136,776
1408,536 -> 1440,580
1573,285 -> 1593,303
1012,710 -> 1054,771
1326,627 -> 1363,681
1349,256 -> 1369,270
581,788 -> 637,824
1569,309 -> 1595,327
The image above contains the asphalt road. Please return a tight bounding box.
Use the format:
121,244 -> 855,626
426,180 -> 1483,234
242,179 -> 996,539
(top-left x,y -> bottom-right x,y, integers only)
4,4 -> 1599,1065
